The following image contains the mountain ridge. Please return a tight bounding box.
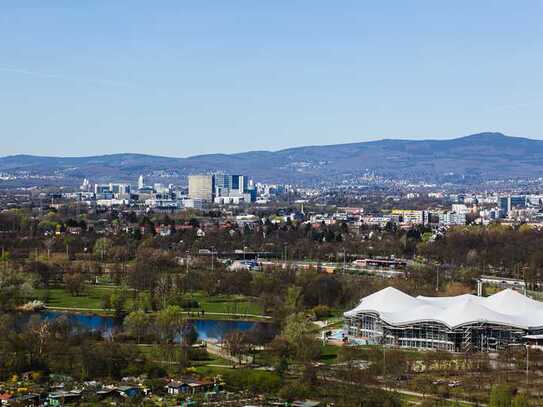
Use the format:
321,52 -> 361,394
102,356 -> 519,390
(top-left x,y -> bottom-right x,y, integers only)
1,132 -> 542,186
1,132 -> 530,160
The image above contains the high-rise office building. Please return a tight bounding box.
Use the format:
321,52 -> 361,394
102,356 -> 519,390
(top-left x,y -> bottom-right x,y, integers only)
95,184 -> 111,194
188,173 -> 255,203
498,196 -> 510,217
214,174 -> 230,197
511,195 -> 526,208
109,183 -> 131,195
138,175 -> 145,190
214,174 -> 248,197
188,175 -> 214,201
231,175 -> 248,195
80,178 -> 91,192
439,211 -> 466,226
498,195 -> 526,217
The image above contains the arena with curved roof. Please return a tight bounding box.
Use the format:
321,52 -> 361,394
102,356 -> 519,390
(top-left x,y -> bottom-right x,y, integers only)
344,287 -> 543,352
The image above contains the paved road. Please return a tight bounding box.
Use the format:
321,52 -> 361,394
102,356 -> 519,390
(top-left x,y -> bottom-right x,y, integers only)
326,377 -> 484,406
378,386 -> 485,406
204,340 -> 253,365
45,306 -> 271,320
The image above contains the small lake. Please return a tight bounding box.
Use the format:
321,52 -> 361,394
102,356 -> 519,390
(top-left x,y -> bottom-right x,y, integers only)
18,311 -> 275,342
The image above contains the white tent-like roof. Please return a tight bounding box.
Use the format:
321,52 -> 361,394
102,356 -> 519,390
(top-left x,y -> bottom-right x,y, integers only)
344,287 -> 543,330
344,286 -> 420,315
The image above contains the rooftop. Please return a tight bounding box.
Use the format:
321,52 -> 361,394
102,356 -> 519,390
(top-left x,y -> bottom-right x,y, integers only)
345,287 -> 543,329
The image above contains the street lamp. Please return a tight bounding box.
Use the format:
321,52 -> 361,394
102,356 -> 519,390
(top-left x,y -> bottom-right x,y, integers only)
436,266 -> 440,292
383,343 -> 386,378
526,344 -> 530,385
211,246 -> 215,272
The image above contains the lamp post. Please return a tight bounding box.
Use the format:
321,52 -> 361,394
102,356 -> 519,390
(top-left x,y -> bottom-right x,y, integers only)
526,344 -> 530,385
211,246 -> 215,272
383,340 -> 386,381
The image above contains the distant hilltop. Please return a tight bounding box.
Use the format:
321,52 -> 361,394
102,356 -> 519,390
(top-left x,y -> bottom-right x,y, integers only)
1,132 -> 543,186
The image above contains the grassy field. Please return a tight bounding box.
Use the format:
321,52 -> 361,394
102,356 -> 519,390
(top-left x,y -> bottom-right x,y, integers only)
32,287 -> 265,316
192,365 -> 281,393
135,344 -> 233,367
192,365 -> 237,377
33,286 -> 119,309
183,292 -> 264,315
319,344 -> 340,365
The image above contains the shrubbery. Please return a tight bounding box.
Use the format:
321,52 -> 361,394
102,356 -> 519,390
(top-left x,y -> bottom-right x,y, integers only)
221,369 -> 281,394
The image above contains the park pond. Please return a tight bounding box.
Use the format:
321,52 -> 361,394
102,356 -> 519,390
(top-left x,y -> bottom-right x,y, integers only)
17,310 -> 276,342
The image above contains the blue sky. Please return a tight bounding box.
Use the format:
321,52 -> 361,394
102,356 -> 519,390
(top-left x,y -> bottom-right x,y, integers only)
1,1 -> 542,157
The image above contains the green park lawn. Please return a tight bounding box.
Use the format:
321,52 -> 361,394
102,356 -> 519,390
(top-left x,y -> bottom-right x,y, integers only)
32,287 -> 265,316
193,365 -> 281,393
319,343 -> 340,365
33,286 -> 119,309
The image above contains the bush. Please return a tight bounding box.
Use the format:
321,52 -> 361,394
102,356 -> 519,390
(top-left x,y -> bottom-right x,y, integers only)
188,348 -> 210,361
222,369 -> 281,394
489,384 -> 513,407
168,294 -> 200,309
146,366 -> 168,379
279,383 -> 311,401
182,299 -> 200,309
312,305 -> 332,319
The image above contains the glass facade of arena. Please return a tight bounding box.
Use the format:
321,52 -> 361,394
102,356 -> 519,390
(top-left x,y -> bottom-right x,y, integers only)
345,313 -> 528,352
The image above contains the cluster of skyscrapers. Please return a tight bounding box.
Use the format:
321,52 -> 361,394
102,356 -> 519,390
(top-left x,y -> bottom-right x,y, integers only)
75,173 -> 256,211
188,174 -> 256,204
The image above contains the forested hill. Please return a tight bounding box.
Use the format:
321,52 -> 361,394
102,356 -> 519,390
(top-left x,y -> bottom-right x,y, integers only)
1,132 -> 542,185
